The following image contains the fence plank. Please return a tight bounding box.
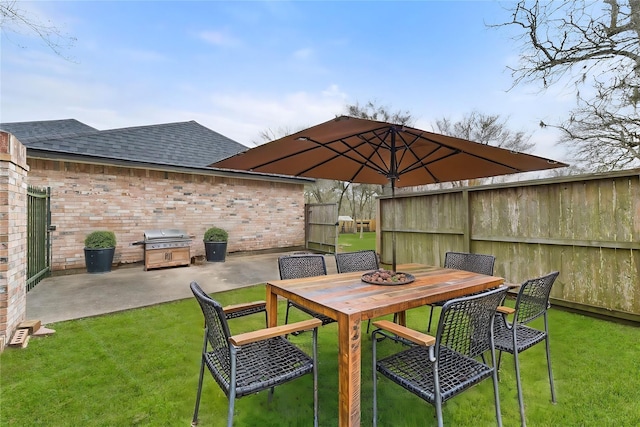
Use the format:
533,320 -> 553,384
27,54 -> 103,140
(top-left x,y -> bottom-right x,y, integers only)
378,169 -> 640,322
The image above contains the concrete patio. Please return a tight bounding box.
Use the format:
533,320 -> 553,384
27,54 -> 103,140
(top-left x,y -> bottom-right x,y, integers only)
26,251 -> 338,325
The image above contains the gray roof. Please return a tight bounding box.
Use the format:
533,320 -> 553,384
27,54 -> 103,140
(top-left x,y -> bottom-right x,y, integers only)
0,119 -> 98,143
0,119 -> 248,169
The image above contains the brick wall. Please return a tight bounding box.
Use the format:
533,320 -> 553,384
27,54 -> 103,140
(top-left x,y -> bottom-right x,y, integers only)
27,159 -> 306,271
0,132 -> 29,351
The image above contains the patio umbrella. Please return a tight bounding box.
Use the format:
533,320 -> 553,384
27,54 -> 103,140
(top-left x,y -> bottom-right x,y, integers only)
210,115 -> 567,270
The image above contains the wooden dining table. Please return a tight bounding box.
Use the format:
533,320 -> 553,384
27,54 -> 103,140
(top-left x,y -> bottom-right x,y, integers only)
265,263 -> 505,427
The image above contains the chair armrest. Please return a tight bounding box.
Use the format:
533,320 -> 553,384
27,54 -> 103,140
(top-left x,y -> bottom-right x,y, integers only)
223,301 -> 266,315
497,306 -> 516,315
229,318 -> 322,346
372,320 -> 435,347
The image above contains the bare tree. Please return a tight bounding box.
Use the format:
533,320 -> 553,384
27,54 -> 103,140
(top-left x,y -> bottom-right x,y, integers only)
304,179 -> 336,204
430,111 -> 535,186
351,184 -> 380,237
434,111 -> 534,152
493,0 -> 640,171
1,0 -> 76,58
252,126 -> 298,147
345,100 -> 414,126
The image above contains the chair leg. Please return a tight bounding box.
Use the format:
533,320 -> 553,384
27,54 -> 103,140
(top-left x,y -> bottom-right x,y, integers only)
372,333 -> 379,427
544,317 -> 556,403
433,372 -> 444,427
284,301 -> 296,338
313,327 -> 319,427
366,319 -> 372,334
490,348 -> 503,427
192,332 -> 208,426
427,305 -> 436,332
192,356 -> 205,426
227,396 -> 235,427
285,301 -> 292,325
228,346 -> 238,427
496,350 -> 503,381
513,348 -> 527,427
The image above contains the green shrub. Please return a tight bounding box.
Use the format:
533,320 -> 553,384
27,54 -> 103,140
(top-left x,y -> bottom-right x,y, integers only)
84,231 -> 116,249
203,227 -> 228,242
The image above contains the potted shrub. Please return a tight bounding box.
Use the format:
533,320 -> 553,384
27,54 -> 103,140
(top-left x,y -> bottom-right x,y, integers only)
84,230 -> 116,273
203,226 -> 228,262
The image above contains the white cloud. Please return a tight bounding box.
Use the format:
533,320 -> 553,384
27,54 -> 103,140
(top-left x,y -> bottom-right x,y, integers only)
293,48 -> 314,60
197,30 -> 240,47
201,85 -> 348,145
117,49 -> 167,62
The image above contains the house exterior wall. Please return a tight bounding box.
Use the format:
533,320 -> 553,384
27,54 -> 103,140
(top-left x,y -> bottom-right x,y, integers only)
0,132 -> 28,351
27,159 -> 306,271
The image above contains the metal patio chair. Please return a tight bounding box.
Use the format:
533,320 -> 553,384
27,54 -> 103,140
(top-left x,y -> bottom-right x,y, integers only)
278,254 -> 336,327
372,286 -> 508,427
426,251 -> 496,332
493,271 -> 560,427
335,250 -> 385,333
190,281 -> 321,427
335,250 -> 379,275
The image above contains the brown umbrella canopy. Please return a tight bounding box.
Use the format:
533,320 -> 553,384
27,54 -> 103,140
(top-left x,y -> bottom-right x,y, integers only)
210,115 -> 567,187
211,115 -> 567,271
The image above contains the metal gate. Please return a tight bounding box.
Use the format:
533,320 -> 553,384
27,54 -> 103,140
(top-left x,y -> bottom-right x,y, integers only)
27,186 -> 51,291
305,203 -> 338,254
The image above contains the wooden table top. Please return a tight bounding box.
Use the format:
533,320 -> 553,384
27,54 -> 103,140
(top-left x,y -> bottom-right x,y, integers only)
267,263 -> 505,321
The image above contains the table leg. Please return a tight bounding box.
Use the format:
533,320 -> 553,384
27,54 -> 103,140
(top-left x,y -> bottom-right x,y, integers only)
396,310 -> 407,326
337,311 -> 362,427
265,284 -> 278,328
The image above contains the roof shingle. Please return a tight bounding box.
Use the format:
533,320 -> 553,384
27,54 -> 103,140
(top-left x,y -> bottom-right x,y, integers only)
0,119 -> 248,169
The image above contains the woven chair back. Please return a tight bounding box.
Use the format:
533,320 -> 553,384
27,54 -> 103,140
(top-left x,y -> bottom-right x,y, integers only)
444,252 -> 495,276
190,282 -> 233,382
278,254 -> 327,279
335,250 -> 379,273
436,286 -> 508,358
514,271 -> 560,324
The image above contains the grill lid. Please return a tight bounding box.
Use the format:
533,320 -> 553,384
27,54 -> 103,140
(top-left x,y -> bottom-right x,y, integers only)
144,229 -> 190,241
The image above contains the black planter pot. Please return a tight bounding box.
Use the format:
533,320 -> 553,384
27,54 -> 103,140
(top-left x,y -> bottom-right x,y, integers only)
204,241 -> 227,262
84,247 -> 115,273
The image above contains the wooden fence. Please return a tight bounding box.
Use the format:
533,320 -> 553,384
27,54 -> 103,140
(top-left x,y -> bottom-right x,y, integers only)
305,203 -> 338,253
377,169 -> 640,323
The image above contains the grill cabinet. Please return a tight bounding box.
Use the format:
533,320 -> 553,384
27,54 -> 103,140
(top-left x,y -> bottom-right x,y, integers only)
139,229 -> 191,271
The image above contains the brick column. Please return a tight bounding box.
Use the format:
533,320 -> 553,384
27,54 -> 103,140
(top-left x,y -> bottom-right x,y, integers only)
0,132 -> 29,351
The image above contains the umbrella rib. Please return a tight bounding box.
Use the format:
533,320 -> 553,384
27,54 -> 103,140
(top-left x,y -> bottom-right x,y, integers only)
345,127 -> 413,181
293,135 -> 392,178
246,144 -> 322,171
348,129 -> 394,180
241,139 -> 381,176
403,129 -> 530,173
393,132 -> 439,182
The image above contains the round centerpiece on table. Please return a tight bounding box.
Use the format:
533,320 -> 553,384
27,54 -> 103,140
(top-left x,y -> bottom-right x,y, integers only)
361,269 -> 415,286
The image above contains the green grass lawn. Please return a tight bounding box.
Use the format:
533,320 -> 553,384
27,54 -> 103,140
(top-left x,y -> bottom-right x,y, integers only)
2,282 -> 639,426
337,231 -> 376,252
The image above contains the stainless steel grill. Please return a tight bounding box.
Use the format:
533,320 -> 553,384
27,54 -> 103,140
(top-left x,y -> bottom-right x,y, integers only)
134,229 -> 192,270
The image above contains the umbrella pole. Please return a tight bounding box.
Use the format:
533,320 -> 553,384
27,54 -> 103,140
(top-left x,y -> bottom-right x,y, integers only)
391,181 -> 397,272
390,128 -> 398,272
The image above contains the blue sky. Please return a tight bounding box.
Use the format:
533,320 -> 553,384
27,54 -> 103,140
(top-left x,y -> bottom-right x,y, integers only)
1,1 -> 572,161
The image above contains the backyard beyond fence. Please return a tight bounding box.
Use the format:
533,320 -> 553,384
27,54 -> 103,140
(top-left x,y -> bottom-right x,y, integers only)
377,169 -> 640,323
